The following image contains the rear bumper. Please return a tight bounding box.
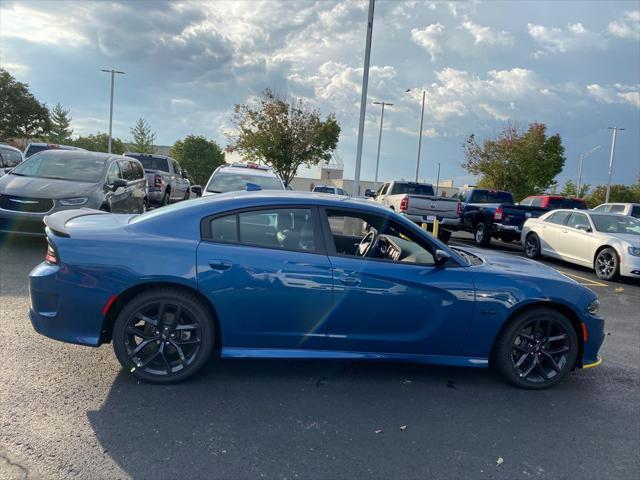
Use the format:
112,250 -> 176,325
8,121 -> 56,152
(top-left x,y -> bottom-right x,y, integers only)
492,223 -> 522,235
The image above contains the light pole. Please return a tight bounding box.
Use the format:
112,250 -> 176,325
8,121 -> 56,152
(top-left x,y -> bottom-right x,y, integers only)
406,88 -> 426,181
606,127 -> 625,203
353,0 -> 375,197
576,145 -> 601,198
435,162 -> 441,197
372,101 -> 392,189
101,68 -> 125,153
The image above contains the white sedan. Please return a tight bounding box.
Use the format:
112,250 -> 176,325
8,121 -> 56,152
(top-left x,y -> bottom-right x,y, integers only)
521,209 -> 640,281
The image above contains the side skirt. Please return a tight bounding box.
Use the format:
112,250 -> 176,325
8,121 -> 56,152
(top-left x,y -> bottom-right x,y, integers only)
221,348 -> 489,368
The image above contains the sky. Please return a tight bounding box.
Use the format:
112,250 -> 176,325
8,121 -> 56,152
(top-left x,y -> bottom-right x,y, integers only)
1,0 -> 639,190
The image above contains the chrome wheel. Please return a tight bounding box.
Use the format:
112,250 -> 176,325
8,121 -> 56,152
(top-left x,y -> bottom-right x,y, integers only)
511,317 -> 571,384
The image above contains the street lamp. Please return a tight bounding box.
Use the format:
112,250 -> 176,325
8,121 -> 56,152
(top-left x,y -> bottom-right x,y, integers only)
101,68 -> 125,153
576,145 -> 601,198
606,127 -> 624,203
372,100 -> 393,189
406,88 -> 426,182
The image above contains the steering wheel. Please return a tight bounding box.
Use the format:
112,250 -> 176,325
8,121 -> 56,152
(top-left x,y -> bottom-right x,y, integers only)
357,230 -> 377,257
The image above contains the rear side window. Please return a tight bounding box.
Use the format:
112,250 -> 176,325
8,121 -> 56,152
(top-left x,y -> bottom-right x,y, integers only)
118,160 -> 135,181
519,197 -> 532,206
567,212 -> 589,229
136,156 -> 170,172
631,206 -> 640,219
608,204 -> 625,214
210,214 -> 238,242
470,190 -> 514,204
545,211 -> 571,225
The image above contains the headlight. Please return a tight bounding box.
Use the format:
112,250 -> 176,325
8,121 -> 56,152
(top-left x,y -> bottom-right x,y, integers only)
587,299 -> 600,316
628,246 -> 640,257
58,197 -> 88,206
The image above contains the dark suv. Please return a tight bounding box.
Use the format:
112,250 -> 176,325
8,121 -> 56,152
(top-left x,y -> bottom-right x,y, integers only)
0,150 -> 147,236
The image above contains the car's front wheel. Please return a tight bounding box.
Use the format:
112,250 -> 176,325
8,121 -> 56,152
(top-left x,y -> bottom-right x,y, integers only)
112,288 -> 215,384
594,247 -> 619,281
493,308 -> 578,389
524,233 -> 541,259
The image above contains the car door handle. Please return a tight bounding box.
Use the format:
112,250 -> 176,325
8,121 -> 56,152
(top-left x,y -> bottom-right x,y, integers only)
209,261 -> 232,271
339,275 -> 361,286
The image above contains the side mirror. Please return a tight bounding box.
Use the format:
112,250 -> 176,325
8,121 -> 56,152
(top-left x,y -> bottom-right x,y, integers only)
434,249 -> 451,267
112,178 -> 127,191
576,224 -> 592,232
181,170 -> 188,179
190,185 -> 202,197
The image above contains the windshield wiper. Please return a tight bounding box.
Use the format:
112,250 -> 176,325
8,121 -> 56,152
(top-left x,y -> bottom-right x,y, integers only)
207,189 -> 222,193
9,172 -> 26,176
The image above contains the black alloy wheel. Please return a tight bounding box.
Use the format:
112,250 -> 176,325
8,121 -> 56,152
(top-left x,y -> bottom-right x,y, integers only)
524,233 -> 541,259
494,308 -> 578,389
594,247 -> 619,281
113,288 -> 214,384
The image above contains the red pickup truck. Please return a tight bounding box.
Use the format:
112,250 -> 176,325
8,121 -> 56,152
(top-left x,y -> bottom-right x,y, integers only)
519,195 -> 588,210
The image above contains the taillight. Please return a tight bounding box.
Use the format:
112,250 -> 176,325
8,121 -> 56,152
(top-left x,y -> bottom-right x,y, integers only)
399,196 -> 409,212
456,202 -> 462,216
154,174 -> 162,188
45,241 -> 59,265
494,206 -> 504,221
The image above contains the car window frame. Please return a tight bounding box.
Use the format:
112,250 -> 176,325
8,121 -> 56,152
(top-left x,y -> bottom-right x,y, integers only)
545,210 -> 571,226
200,204 -> 326,256
106,161 -> 122,186
317,206 -> 458,268
566,212 -> 591,230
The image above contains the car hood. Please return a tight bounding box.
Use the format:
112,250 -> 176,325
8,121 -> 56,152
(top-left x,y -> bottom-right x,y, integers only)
454,246 -> 574,283
0,174 -> 96,199
601,232 -> 640,247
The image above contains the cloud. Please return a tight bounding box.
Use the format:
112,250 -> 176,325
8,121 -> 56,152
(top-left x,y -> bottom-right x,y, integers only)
411,23 -> 446,62
587,83 -> 640,108
461,21 -> 514,46
527,22 -> 606,55
607,10 -> 640,39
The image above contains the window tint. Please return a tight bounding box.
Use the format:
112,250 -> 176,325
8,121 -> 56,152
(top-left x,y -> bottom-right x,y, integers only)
608,204 -> 625,213
567,213 -> 589,229
106,162 -> 121,185
631,206 -> 640,219
210,214 -> 238,242
519,197 -> 532,206
0,147 -> 22,167
313,186 -> 336,194
237,208 -> 315,251
172,159 -> 181,174
118,160 -> 135,181
325,209 -> 435,265
548,198 -> 587,209
545,211 -> 571,225
470,190 -> 514,204
131,161 -> 144,179
390,182 -> 434,196
134,156 -> 170,172
531,197 -> 543,207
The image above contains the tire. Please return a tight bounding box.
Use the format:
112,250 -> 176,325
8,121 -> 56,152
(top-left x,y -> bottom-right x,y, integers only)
524,233 -> 541,259
594,247 -> 619,281
474,222 -> 491,247
161,190 -> 170,206
112,288 -> 215,384
437,228 -> 452,244
493,308 -> 578,389
99,203 -> 110,212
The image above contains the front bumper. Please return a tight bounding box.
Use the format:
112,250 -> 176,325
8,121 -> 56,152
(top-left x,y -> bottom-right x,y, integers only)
580,314 -> 605,368
620,254 -> 640,278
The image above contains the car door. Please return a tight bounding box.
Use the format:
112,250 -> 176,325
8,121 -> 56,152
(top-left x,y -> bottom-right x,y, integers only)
538,210 -> 571,257
319,207 -> 475,356
116,160 -> 136,212
105,161 -> 128,212
196,206 -> 334,350
559,212 -> 595,265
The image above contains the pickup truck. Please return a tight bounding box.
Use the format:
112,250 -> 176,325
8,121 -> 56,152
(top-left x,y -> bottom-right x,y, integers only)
374,181 -> 460,242
124,153 -> 190,206
452,188 -> 547,247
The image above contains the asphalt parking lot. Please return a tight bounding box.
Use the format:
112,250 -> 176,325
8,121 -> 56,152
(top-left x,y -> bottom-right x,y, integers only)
1,234 -> 639,480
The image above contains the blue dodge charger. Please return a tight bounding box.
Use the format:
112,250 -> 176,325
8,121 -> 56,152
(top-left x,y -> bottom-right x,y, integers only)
29,191 -> 604,388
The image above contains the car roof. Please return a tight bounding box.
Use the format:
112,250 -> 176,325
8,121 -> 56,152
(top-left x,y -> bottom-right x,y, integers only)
597,202 -> 639,207
26,142 -> 81,149
528,195 -> 583,200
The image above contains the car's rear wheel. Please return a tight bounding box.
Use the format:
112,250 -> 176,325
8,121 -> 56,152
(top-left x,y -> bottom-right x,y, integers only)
493,308 -> 578,389
524,233 -> 541,259
161,190 -> 170,206
112,288 -> 215,384
474,222 -> 491,247
594,247 -> 619,281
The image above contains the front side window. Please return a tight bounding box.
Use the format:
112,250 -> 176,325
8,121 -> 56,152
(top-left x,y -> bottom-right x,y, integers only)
591,215 -> 640,235
208,208 -> 316,252
545,211 -> 571,225
118,160 -> 135,181
608,204 -> 625,213
324,209 -> 435,265
106,162 -> 121,185
567,212 -> 589,229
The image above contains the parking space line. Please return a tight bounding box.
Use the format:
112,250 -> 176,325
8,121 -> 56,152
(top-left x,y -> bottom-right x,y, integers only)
556,271 -> 608,287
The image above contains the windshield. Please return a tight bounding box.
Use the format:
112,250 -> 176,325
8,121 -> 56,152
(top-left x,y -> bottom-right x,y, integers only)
10,151 -> 106,183
548,198 -> 587,209
591,214 -> 640,235
207,172 -> 283,193
0,147 -> 22,168
135,156 -> 169,172
390,183 -> 434,196
313,186 -> 335,193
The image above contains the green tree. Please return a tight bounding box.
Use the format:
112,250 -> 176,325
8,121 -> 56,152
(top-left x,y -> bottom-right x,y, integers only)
463,123 -> 566,201
171,135 -> 225,186
585,183 -> 640,208
560,179 -> 590,198
0,68 -> 51,140
46,102 -> 73,143
71,133 -> 125,155
229,88 -> 340,184
129,118 -> 156,153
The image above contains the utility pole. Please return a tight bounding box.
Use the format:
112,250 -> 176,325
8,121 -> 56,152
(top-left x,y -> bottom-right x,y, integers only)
373,101 -> 392,189
415,90 -> 426,182
435,162 -> 441,197
576,145 -> 601,198
606,127 -> 624,203
101,69 -> 125,153
353,0 -> 375,197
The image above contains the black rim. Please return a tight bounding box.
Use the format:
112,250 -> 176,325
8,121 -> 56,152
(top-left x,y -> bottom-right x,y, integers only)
511,317 -> 571,383
596,250 -> 616,278
525,236 -> 538,256
125,302 -> 202,376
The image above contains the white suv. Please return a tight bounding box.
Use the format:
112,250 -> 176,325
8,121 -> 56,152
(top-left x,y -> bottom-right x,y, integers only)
204,163 -> 285,196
